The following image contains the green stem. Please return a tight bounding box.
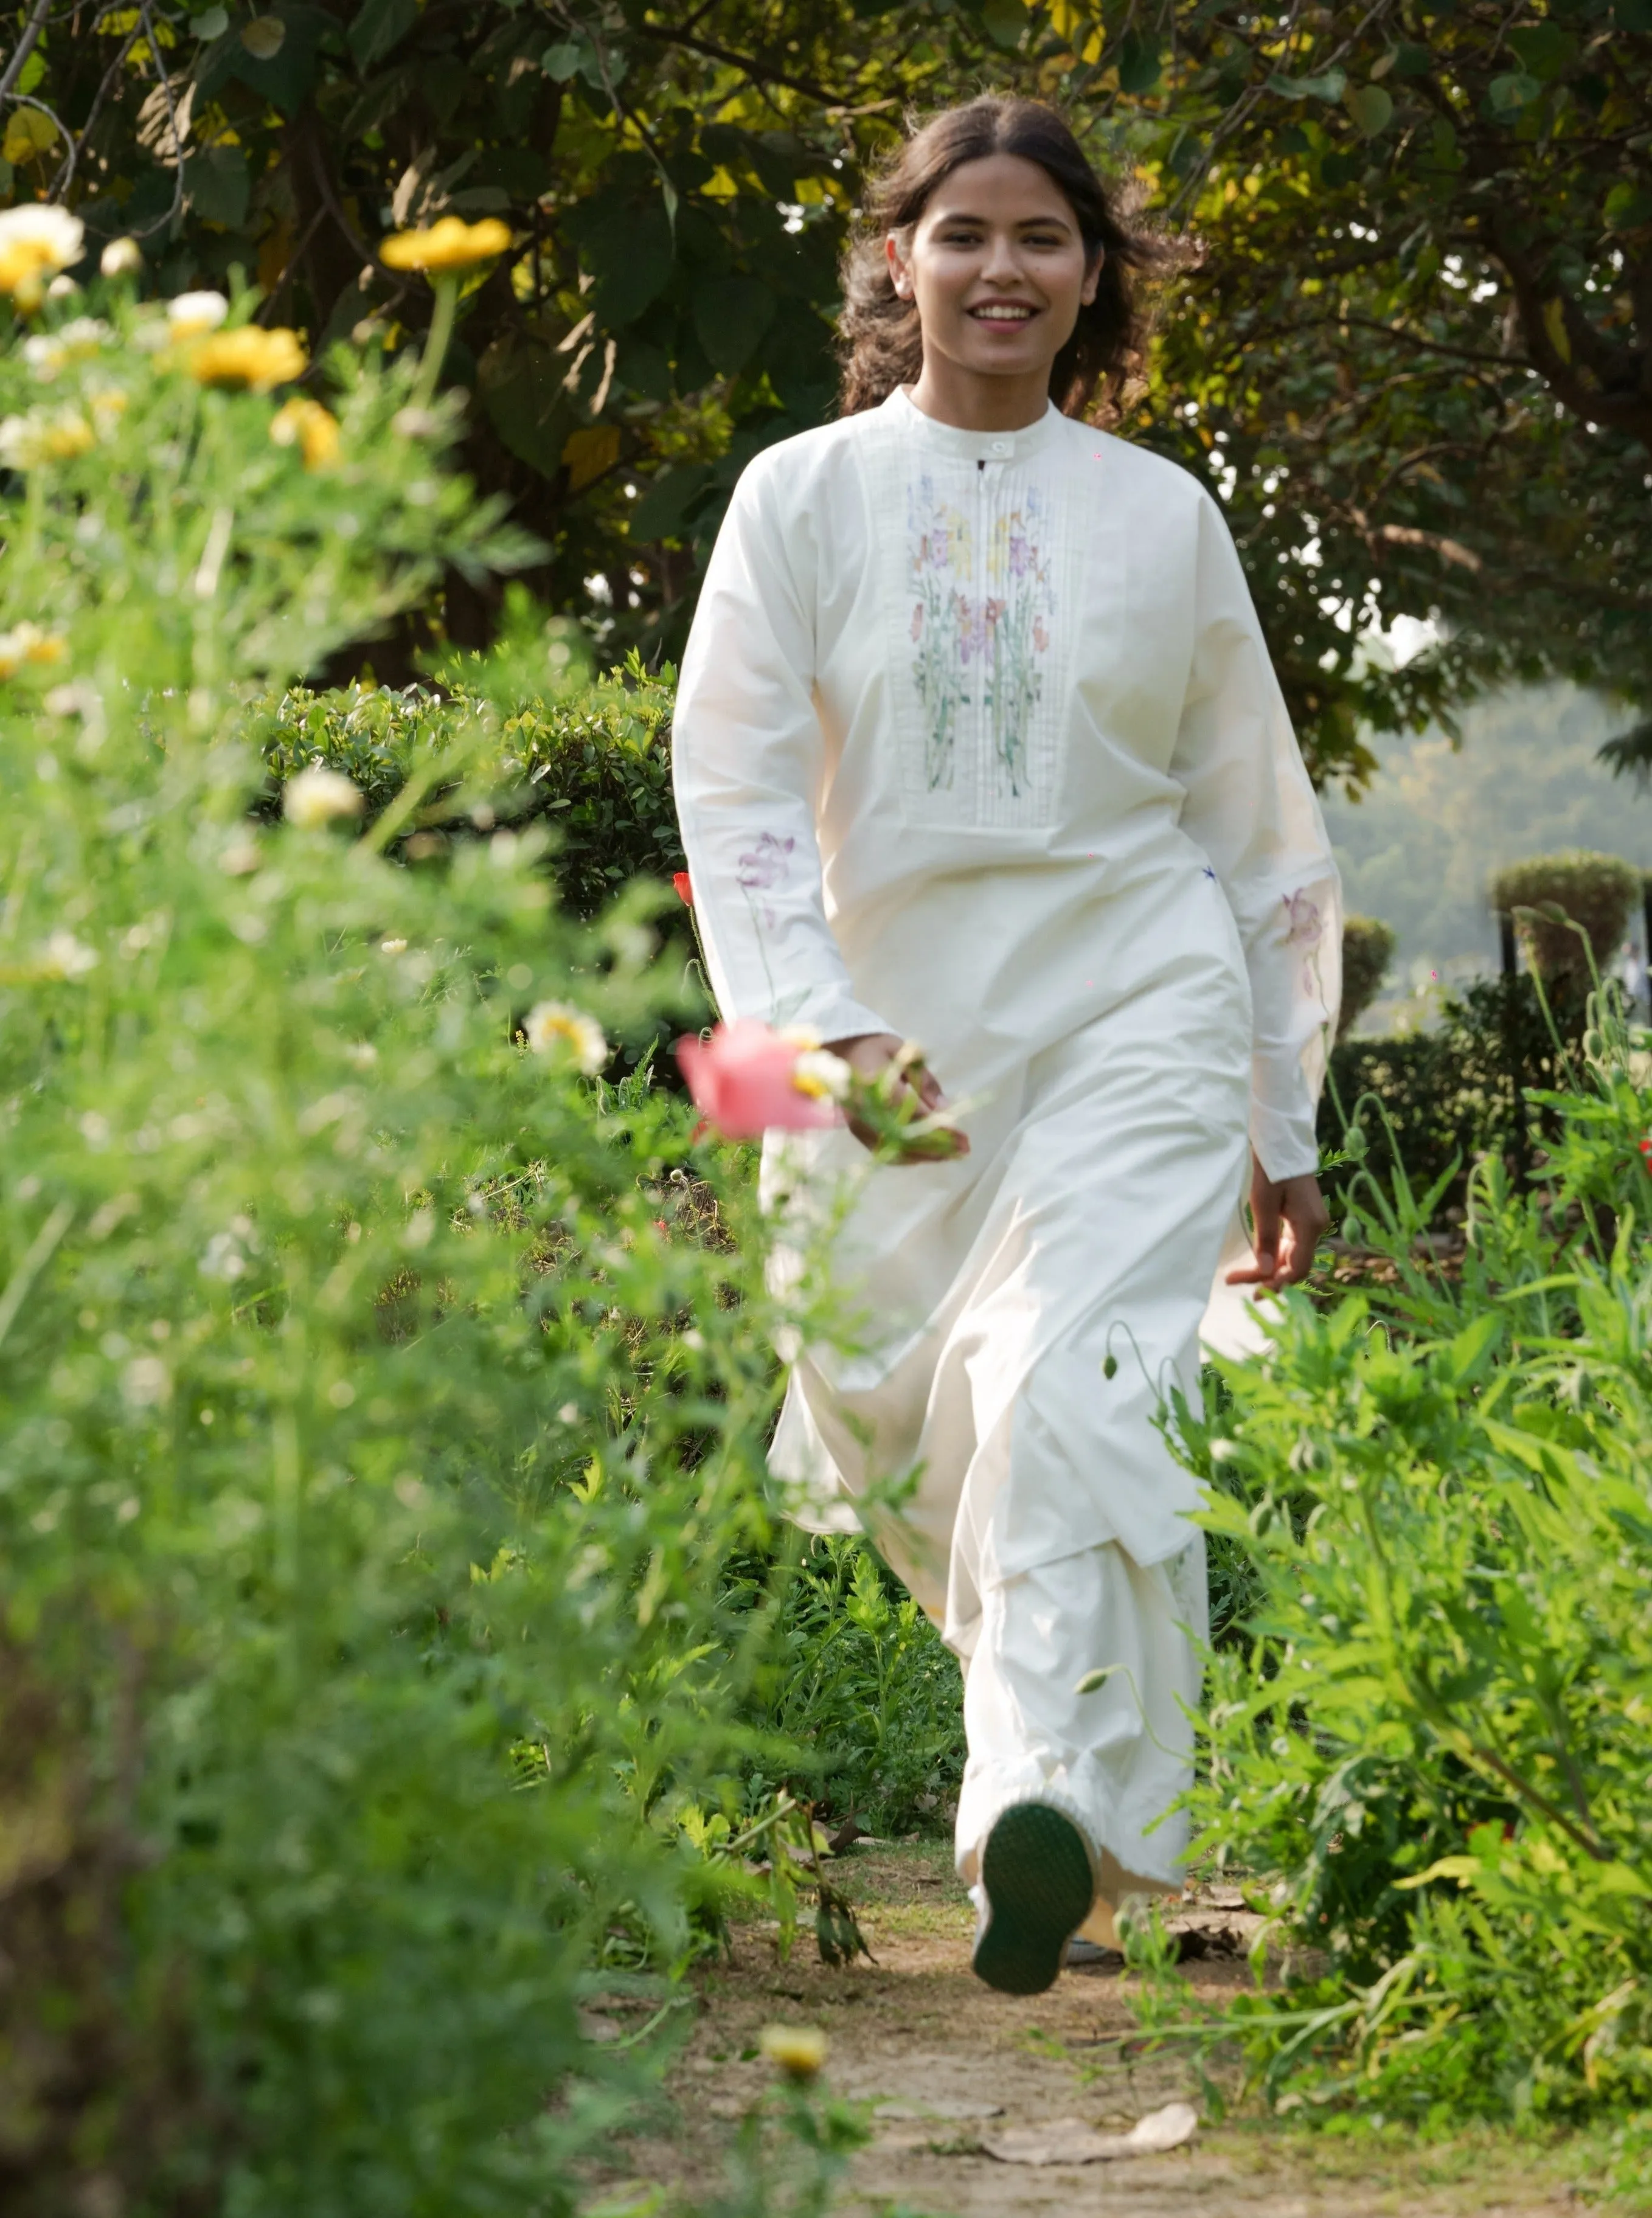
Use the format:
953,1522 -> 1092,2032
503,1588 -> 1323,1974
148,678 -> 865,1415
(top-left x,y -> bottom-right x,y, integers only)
411,274 -> 458,411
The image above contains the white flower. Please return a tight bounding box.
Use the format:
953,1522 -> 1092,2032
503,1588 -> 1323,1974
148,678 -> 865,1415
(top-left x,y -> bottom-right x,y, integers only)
0,620 -> 68,674
283,764 -> 363,828
378,936 -> 408,955
100,236 -> 142,278
166,288 -> 229,338
23,317 -> 112,380
524,999 -> 607,1074
41,930 -> 99,979
0,409 -> 94,470
217,834 -> 260,875
791,1048 -> 852,1102
122,1354 -> 172,1408
777,1024 -> 824,1050
0,206 -> 85,304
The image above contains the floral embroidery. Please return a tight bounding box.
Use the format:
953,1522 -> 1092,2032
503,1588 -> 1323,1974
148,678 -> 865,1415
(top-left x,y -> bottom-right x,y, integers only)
1282,887 -> 1327,997
737,830 -> 795,929
907,476 -> 1054,799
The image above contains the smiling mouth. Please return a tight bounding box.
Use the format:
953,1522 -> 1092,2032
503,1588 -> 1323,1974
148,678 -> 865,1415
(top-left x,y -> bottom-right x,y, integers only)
968,302 -> 1038,324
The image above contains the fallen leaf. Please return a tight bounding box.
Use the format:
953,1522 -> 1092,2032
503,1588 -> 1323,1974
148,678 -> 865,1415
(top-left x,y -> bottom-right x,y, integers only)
982,2100 -> 1198,2166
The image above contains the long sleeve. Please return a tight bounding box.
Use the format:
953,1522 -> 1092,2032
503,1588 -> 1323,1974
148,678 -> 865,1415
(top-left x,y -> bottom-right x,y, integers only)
672,456 -> 894,1045
1171,494 -> 1342,1181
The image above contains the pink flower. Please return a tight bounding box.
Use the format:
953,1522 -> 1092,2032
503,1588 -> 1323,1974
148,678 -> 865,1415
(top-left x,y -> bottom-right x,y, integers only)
675,1020 -> 842,1140
673,870 -> 694,907
911,602 -> 924,640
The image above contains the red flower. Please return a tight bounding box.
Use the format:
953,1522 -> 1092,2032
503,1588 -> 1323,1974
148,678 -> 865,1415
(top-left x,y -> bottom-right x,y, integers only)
673,871 -> 694,907
675,1021 -> 841,1141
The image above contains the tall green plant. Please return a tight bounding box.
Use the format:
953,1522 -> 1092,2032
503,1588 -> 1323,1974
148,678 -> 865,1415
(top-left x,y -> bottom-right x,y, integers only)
0,267 -> 819,2214
1154,989 -> 1652,2152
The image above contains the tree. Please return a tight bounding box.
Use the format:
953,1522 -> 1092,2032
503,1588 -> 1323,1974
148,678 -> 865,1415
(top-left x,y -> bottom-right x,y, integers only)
4,1 -> 1649,787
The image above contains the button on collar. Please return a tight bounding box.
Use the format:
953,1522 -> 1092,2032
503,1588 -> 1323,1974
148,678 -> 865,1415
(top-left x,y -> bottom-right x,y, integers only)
987,437 -> 1013,456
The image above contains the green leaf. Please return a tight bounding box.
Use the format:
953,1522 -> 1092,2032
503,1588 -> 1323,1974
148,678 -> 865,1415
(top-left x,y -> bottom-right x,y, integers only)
477,336 -> 573,479
1445,1311 -> 1504,1384
1488,71 -> 1543,113
187,144 -> 250,230
1344,84 -> 1394,137
1507,24 -> 1577,81
692,277 -> 776,376
586,205 -> 675,329
979,0 -> 1026,49
349,0 -> 419,70
628,465 -> 713,542
1605,182 -> 1652,234
1118,30 -> 1162,94
1268,67 -> 1347,103
190,5 -> 230,35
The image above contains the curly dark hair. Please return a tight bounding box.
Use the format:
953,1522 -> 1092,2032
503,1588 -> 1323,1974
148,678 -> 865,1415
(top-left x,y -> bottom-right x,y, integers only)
838,96 -> 1167,423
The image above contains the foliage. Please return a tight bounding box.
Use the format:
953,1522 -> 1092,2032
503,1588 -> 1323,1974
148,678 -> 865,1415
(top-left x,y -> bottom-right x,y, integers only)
1320,974 -> 1571,1217
0,271 -> 827,2214
1338,914 -> 1396,1039
10,3 -> 1649,786
248,625 -> 685,922
1087,0 -> 1652,789
1319,685 -> 1647,992
1161,990 -> 1652,2131
1490,848 -> 1643,988
753,1536 -> 965,1840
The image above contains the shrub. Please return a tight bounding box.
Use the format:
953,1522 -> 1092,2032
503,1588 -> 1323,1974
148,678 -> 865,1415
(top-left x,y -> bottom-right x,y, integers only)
1319,974 -> 1568,1218
0,276 -> 818,2215
248,612 -> 686,923
1337,915 -> 1397,1040
1490,850 -> 1641,991
1163,992 -> 1652,2133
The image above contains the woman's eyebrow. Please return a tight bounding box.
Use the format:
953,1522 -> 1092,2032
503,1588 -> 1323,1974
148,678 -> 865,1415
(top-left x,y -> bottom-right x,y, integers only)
926,206 -> 1076,232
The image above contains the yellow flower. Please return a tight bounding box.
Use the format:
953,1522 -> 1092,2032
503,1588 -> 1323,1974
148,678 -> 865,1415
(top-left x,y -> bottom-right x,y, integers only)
167,289 -> 229,338
269,394 -> 340,470
759,2025 -> 828,2082
0,622 -> 68,678
100,236 -> 142,279
524,1000 -> 608,1075
283,764 -> 363,828
0,204 -> 84,307
380,215 -> 512,275
186,325 -> 308,391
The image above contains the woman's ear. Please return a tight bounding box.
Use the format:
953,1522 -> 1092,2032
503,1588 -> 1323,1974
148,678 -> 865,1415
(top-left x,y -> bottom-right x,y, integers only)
886,230 -> 914,302
1080,243 -> 1106,307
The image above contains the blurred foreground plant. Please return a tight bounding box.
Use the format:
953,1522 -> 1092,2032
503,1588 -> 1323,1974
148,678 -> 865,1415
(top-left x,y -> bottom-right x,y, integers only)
0,257 -> 826,2216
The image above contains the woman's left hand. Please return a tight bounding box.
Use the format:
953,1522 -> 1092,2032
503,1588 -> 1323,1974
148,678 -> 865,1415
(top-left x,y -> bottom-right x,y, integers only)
1225,1157 -> 1328,1291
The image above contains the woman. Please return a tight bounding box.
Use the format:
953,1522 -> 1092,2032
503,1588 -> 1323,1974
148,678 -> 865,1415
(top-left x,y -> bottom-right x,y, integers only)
672,97 -> 1340,1995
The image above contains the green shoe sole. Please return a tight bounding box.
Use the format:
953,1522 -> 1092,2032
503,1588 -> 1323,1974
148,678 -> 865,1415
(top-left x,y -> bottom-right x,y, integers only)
972,1802 -> 1095,1996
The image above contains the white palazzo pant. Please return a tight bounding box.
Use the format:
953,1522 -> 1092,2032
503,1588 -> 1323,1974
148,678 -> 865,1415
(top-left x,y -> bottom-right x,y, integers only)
769,938 -> 1254,1924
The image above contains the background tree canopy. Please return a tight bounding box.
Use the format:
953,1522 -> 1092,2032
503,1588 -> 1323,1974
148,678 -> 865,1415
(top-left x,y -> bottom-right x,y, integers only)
8,0 -> 1648,786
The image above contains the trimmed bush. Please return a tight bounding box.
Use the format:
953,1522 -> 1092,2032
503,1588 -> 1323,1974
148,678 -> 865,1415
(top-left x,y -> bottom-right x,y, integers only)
1337,913 -> 1397,1041
1489,850 -> 1640,991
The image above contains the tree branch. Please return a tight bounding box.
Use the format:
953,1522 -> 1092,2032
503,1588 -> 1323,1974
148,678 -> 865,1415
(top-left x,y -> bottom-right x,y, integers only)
631,21 -> 850,108
0,0 -> 55,106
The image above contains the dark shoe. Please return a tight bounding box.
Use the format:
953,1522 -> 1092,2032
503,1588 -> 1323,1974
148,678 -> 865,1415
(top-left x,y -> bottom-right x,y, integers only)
971,1801 -> 1095,1995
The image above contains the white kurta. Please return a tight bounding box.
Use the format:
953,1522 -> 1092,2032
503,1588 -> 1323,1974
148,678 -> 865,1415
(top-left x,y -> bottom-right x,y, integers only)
673,388 -> 1340,1907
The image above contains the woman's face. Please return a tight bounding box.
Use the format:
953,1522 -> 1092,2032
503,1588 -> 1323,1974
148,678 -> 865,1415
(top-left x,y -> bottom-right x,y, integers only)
887,153 -> 1102,387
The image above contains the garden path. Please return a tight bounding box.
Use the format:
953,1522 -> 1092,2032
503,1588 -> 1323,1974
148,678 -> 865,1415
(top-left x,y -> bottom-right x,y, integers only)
587,1841 -> 1619,2216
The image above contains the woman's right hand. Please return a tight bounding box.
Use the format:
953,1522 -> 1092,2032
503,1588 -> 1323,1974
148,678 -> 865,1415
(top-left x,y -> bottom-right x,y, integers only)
824,1032 -> 970,1160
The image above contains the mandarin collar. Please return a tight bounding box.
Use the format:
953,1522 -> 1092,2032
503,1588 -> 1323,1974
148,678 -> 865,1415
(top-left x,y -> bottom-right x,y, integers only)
885,384 -> 1062,465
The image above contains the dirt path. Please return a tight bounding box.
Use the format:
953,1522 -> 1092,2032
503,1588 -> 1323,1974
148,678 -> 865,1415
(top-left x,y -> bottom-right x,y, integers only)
585,1841 -> 1637,2216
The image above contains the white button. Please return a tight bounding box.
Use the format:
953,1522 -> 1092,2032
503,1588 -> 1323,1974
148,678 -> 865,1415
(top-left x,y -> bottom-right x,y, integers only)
988,438 -> 1012,455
